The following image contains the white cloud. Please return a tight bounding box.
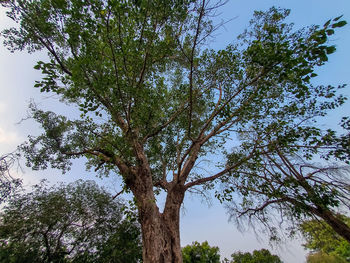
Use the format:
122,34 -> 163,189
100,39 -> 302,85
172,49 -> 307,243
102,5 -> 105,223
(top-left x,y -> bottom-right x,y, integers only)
0,127 -> 21,150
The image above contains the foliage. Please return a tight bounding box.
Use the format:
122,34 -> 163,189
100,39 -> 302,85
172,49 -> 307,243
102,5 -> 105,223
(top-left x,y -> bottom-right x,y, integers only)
182,241 -> 220,263
96,220 -> 142,263
1,0 -> 348,260
300,218 -> 350,262
306,252 -> 347,263
1,1 -> 346,191
0,152 -> 21,204
0,180 -> 142,263
228,249 -> 283,263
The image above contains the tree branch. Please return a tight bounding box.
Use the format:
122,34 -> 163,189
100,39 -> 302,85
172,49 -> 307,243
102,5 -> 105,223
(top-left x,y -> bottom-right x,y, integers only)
185,143 -> 257,189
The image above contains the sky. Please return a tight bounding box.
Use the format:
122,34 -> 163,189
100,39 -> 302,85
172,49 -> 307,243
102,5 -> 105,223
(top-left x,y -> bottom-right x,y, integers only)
1,1 -> 350,262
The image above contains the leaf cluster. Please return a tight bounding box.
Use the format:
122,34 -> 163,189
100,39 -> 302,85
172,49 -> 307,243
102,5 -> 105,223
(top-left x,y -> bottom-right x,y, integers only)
182,241 -> 220,263
227,249 -> 283,263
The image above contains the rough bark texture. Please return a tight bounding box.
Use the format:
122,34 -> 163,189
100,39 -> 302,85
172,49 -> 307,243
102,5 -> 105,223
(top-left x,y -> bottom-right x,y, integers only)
128,166 -> 185,263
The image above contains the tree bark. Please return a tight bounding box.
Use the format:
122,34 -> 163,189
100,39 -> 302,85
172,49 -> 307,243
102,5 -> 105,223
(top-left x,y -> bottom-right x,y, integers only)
296,178 -> 350,243
128,167 -> 185,263
314,206 -> 350,243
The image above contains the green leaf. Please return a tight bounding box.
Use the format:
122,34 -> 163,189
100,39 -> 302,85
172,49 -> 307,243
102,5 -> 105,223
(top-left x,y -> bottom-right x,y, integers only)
324,19 -> 331,28
332,21 -> 347,28
326,29 -> 335,35
333,15 -> 344,22
326,46 -> 336,54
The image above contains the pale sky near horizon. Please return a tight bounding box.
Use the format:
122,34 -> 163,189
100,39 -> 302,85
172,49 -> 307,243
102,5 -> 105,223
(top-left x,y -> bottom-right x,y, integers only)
1,1 -> 350,262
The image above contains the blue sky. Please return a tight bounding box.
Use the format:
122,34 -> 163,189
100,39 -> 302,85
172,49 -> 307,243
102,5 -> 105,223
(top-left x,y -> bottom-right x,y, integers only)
1,1 -> 350,262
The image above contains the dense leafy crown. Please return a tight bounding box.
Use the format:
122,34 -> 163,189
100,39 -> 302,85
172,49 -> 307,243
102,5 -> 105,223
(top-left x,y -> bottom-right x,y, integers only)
229,249 -> 283,263
0,180 -> 142,262
182,241 -> 220,263
1,1 -> 347,203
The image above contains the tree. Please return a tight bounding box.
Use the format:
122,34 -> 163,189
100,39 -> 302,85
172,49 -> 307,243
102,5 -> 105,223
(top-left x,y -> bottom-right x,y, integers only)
228,249 -> 283,263
96,218 -> 143,263
306,252 -> 347,263
0,180 -> 142,263
300,217 -> 350,262
182,241 -> 220,263
1,0 -> 347,261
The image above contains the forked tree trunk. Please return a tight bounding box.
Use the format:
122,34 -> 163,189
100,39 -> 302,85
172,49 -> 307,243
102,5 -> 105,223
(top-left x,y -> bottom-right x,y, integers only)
139,196 -> 184,263
129,168 -> 185,263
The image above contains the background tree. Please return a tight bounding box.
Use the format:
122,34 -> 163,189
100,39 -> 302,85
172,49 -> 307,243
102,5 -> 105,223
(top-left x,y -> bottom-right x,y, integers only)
1,0 -> 347,261
300,217 -> 350,262
96,219 -> 142,263
182,241 -> 220,263
306,252 -> 347,263
228,249 -> 283,263
0,180 -> 142,263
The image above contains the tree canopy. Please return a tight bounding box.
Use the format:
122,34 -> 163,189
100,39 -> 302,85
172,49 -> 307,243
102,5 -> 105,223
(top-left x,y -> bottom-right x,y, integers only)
0,180 -> 142,263
228,249 -> 283,263
182,241 -> 220,263
1,0 -> 348,261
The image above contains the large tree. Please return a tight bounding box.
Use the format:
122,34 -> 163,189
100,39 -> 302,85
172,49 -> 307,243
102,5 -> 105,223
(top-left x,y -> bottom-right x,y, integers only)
0,180 -> 142,263
1,0 -> 347,262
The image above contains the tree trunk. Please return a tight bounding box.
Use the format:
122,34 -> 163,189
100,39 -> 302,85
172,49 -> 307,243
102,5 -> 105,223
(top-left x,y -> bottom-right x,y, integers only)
315,207 -> 350,243
297,179 -> 350,243
129,168 -> 185,263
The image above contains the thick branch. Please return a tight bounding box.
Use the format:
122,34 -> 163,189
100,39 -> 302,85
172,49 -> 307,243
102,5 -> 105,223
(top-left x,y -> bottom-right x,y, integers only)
188,0 -> 206,139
